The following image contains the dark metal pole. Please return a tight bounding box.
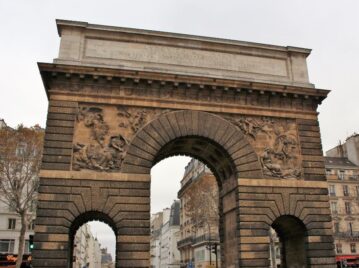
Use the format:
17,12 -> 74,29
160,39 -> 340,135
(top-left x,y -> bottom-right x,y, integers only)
207,222 -> 212,265
209,240 -> 212,265
215,243 -> 218,268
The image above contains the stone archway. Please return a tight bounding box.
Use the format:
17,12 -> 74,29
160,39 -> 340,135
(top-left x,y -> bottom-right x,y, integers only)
33,19 -> 336,268
122,110 -> 262,267
122,110 -> 263,180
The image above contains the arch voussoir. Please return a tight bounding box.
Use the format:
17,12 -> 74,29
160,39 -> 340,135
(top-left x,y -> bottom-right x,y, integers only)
165,112 -> 182,137
158,114 -> 177,140
182,110 -> 194,136
122,110 -> 263,181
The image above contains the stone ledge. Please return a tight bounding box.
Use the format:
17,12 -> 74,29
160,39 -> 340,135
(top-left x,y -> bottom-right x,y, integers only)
238,178 -> 328,188
39,170 -> 150,182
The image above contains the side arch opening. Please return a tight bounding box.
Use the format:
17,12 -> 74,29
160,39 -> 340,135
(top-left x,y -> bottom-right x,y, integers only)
69,211 -> 117,268
271,215 -> 308,268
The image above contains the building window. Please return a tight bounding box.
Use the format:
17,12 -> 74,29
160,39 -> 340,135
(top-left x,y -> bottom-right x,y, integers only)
348,222 -> 354,235
28,220 -> 35,231
334,222 -> 340,233
336,243 -> 342,254
8,219 -> 16,230
29,200 -> 37,212
345,202 -> 351,214
8,202 -> 16,212
338,170 -> 345,180
16,143 -> 26,157
331,202 -> 338,214
351,243 -> 356,253
0,239 -> 15,253
326,169 -> 332,175
24,240 -> 30,254
329,185 -> 336,196
343,185 -> 349,196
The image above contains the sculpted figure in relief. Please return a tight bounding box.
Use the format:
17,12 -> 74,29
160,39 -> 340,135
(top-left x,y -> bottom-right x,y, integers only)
117,106 -> 171,135
228,116 -> 272,140
228,114 -> 302,179
73,107 -> 128,171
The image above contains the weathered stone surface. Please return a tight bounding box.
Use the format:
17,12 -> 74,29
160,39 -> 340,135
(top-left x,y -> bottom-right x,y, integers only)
34,20 -> 334,268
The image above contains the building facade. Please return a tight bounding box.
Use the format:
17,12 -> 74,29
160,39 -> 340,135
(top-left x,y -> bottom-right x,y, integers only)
0,119 -> 7,129
101,247 -> 114,268
326,134 -> 359,265
178,159 -> 220,268
0,119 -> 37,261
72,224 -> 102,268
0,202 -> 35,255
151,212 -> 163,268
150,201 -> 181,268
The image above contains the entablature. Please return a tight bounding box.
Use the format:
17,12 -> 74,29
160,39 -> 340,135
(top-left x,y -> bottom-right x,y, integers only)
39,63 -> 329,117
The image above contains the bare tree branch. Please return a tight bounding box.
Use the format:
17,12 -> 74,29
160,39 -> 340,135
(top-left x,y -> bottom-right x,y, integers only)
0,125 -> 44,267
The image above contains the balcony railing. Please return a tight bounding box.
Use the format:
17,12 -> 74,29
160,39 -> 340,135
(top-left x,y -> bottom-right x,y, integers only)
177,236 -> 194,248
193,234 -> 220,244
327,174 -> 359,181
334,231 -> 359,240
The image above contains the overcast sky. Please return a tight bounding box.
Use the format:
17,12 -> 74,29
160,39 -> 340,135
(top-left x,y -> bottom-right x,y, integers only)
1,0 -> 358,261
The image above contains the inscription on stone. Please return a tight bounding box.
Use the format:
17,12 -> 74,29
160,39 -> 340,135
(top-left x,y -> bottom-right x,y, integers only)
84,38 -> 288,77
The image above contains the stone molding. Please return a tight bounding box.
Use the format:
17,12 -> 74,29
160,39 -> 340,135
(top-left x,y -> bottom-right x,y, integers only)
237,178 -> 329,188
39,170 -> 151,181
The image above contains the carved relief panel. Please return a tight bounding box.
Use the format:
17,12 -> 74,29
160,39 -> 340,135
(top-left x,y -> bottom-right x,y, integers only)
72,105 -> 303,178
226,115 -> 303,179
72,105 -> 169,171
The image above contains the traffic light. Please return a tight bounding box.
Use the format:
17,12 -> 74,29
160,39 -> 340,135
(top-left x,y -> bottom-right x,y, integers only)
29,235 -> 34,251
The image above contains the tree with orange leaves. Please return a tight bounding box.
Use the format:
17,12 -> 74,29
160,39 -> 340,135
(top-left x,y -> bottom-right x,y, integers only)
0,124 -> 44,268
184,173 -> 219,237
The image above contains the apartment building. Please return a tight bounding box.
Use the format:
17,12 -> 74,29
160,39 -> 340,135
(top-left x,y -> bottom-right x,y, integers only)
177,159 -> 220,268
150,201 -> 181,268
72,224 -> 102,268
326,133 -> 359,265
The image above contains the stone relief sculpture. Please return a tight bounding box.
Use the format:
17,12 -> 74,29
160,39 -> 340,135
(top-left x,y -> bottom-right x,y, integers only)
73,105 -> 171,171
117,107 -> 171,134
228,117 -> 273,140
73,107 -> 128,171
117,107 -> 148,134
228,115 -> 302,179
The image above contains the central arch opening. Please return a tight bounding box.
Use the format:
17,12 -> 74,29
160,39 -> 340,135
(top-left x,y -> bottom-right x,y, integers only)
154,136 -> 237,184
149,135 -> 238,268
122,110 -> 263,267
151,156 -> 222,268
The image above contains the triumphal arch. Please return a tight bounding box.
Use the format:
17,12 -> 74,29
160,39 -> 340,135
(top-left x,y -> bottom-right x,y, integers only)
33,19 -> 336,267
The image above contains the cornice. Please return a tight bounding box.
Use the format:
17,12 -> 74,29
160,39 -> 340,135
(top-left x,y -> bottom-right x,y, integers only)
38,62 -> 329,103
